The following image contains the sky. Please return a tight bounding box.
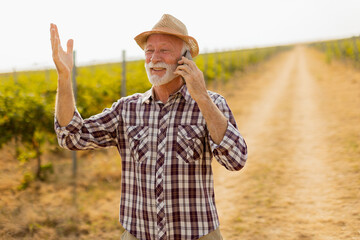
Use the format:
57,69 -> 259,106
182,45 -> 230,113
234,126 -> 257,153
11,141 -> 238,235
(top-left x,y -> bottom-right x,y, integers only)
1,0 -> 359,73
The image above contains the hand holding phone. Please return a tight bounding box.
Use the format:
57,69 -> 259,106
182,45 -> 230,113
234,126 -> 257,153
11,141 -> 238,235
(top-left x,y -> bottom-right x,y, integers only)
174,49 -> 207,103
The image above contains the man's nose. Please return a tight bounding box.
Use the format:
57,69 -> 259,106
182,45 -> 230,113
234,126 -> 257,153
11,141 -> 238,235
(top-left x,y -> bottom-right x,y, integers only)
151,51 -> 162,63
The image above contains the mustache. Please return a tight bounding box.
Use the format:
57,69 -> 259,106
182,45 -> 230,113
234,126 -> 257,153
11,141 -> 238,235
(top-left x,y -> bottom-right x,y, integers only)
146,62 -> 170,69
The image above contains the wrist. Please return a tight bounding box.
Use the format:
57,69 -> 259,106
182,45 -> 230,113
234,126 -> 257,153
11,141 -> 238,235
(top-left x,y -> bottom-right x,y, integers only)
58,74 -> 70,81
58,75 -> 72,86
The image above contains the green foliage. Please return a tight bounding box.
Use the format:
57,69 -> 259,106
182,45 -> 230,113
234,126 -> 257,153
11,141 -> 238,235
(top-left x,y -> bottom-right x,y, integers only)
0,45 -> 289,183
17,172 -> 34,190
40,162 -> 54,180
310,36 -> 360,66
15,163 -> 54,190
0,69 -> 56,183
17,149 -> 37,165
193,46 -> 289,84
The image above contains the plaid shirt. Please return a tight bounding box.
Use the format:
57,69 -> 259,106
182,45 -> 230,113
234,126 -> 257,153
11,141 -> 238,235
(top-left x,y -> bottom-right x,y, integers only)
55,84 -> 247,240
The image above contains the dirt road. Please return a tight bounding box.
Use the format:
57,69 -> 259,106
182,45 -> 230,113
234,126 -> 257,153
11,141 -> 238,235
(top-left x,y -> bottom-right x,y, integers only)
213,46 -> 360,240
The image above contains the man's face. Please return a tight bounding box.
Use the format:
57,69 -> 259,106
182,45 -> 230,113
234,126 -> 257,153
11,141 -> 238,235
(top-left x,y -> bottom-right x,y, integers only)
144,34 -> 183,86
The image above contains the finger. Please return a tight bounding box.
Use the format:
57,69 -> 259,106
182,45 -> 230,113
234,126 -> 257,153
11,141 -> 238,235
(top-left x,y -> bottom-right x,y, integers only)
176,64 -> 190,74
54,36 -> 65,62
52,35 -> 59,57
174,68 -> 190,80
67,39 -> 74,54
178,57 -> 195,70
50,23 -> 57,47
179,56 -> 192,64
54,24 -> 61,46
184,56 -> 197,69
174,70 -> 186,78
50,24 -> 64,53
50,27 -> 56,50
178,58 -> 187,65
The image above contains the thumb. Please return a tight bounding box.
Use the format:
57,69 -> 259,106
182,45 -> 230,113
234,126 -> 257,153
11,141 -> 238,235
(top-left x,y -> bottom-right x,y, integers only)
67,39 -> 74,54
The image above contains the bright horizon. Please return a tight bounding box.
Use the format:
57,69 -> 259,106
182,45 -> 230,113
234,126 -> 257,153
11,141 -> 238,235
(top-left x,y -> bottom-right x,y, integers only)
1,0 -> 360,73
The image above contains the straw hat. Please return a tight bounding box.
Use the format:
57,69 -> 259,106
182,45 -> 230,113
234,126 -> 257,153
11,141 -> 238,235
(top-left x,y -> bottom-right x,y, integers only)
134,14 -> 199,57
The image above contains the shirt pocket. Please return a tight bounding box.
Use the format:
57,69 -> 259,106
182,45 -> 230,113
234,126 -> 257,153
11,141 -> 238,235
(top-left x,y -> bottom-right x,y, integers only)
176,125 -> 206,163
126,125 -> 149,163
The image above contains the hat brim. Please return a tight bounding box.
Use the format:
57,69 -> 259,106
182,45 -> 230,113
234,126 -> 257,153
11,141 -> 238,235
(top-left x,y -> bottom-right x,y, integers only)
134,29 -> 199,58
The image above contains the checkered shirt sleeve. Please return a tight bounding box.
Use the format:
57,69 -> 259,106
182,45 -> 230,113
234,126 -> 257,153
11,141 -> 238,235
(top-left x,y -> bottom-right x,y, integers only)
54,100 -> 121,150
208,94 -> 248,171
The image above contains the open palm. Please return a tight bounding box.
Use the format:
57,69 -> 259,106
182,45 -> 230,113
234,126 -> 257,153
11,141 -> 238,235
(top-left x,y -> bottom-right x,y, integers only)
50,23 -> 73,78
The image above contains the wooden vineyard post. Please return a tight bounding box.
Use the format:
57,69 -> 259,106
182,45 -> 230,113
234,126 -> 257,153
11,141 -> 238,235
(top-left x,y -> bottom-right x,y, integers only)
203,53 -> 208,86
220,53 -> 225,90
238,50 -> 242,71
322,42 -> 326,53
121,50 -> 127,97
71,50 -> 78,205
45,69 -> 50,83
13,68 -> 17,84
213,52 -> 218,90
72,51 -> 78,179
337,40 -> 344,61
353,36 -> 359,68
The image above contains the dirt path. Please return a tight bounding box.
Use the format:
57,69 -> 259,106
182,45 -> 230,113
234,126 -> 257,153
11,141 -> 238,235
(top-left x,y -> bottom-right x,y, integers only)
213,46 -> 360,240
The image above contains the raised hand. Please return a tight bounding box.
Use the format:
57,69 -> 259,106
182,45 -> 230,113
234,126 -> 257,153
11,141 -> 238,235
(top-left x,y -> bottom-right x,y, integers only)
50,23 -> 74,79
51,23 -> 76,127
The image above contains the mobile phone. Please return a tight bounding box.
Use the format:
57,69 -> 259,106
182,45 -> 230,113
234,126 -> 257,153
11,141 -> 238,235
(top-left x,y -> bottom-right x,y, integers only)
183,50 -> 193,61
179,50 -> 192,83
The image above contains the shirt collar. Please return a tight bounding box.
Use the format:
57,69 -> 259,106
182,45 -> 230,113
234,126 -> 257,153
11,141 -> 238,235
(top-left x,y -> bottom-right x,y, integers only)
141,88 -> 154,104
178,84 -> 192,102
141,83 -> 192,104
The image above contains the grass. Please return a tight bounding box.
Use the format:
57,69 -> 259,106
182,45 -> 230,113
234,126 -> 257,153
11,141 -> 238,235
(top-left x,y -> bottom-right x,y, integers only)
0,147 -> 124,239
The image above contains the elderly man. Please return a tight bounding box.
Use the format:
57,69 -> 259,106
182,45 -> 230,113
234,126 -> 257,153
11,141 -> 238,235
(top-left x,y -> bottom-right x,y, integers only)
51,14 -> 247,240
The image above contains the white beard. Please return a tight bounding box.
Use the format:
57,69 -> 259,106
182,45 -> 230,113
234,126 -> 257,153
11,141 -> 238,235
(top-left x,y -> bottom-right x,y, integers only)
145,62 -> 178,86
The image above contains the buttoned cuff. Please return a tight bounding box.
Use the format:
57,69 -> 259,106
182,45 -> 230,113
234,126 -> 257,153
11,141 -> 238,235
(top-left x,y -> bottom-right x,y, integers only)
209,121 -> 240,156
54,108 -> 83,136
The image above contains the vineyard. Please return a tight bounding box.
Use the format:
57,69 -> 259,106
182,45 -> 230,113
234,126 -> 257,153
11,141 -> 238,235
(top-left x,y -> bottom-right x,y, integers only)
310,36 -> 360,67
1,37 -> 360,239
0,45 -> 289,183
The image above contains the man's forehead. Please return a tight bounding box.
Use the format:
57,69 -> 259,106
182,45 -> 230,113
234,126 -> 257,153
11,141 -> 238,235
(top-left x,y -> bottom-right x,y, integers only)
145,34 -> 183,48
